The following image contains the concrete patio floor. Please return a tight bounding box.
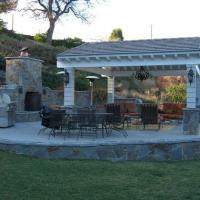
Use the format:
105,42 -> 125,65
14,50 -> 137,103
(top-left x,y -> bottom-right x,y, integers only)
0,121 -> 200,146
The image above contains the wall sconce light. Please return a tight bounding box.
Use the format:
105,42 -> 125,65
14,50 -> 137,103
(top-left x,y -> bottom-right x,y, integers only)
18,86 -> 23,94
64,69 -> 69,85
188,68 -> 194,85
57,69 -> 69,85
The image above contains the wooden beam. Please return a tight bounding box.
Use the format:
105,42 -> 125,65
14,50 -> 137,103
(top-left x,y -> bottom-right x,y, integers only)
76,67 -> 112,76
138,55 -> 143,60
115,56 -> 121,60
174,54 -> 178,59
127,56 -> 132,60
75,57 -> 80,62
183,53 -> 190,59
104,56 -> 111,61
149,54 -> 155,59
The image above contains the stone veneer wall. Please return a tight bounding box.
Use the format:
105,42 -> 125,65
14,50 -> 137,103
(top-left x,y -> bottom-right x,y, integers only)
1,141 -> 200,160
42,87 -> 63,106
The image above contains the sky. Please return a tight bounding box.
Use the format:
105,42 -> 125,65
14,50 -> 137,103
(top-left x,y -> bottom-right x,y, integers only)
2,0 -> 200,42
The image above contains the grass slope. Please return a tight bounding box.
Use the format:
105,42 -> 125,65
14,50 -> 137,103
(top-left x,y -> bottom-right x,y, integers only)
0,33 -> 62,65
0,150 -> 200,200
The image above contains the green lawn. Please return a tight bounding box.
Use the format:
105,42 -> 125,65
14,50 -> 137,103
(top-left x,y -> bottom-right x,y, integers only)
0,151 -> 200,200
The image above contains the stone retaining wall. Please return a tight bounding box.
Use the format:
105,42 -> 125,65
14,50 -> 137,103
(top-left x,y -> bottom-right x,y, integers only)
1,141 -> 200,161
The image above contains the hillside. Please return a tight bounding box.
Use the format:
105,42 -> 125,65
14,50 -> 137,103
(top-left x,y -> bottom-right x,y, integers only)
0,29 -> 68,89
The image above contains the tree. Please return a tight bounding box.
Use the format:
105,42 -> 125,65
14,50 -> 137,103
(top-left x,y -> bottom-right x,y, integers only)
22,0 -> 98,45
0,0 -> 17,31
0,0 -> 17,13
109,28 -> 124,41
0,19 -> 5,31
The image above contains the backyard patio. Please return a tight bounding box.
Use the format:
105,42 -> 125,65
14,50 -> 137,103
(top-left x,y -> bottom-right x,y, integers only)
1,120 -> 200,160
0,121 -> 187,145
1,37 -> 200,160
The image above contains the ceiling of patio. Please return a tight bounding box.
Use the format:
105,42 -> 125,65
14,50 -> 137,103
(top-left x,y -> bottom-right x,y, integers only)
57,37 -> 200,77
76,65 -> 187,77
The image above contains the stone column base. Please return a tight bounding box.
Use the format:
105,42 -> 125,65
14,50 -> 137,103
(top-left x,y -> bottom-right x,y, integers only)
183,108 -> 199,135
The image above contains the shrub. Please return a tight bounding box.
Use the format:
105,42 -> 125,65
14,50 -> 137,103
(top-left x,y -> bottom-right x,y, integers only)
165,84 -> 186,103
52,37 -> 83,48
75,70 -> 89,91
34,33 -> 47,43
93,88 -> 107,104
42,65 -> 63,89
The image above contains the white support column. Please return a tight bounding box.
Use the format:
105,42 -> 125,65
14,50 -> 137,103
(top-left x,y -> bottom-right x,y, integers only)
107,76 -> 115,103
196,75 -> 200,106
186,64 -> 197,108
64,67 -> 74,106
183,65 -> 199,135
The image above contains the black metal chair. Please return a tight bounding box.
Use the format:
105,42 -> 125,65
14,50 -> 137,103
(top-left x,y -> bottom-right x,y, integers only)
77,108 -> 98,138
62,114 -> 79,139
105,104 -> 127,137
38,105 -> 53,135
141,104 -> 160,130
47,109 -> 66,139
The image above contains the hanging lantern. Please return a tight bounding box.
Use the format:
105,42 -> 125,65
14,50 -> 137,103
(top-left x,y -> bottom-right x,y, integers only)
135,66 -> 150,81
187,68 -> 194,85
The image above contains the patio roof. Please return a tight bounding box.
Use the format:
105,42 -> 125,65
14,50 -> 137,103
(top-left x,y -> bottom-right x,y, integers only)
57,37 -> 200,77
58,37 -> 200,57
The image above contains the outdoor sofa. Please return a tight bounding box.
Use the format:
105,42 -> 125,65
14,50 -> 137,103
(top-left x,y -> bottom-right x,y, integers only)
159,103 -> 185,120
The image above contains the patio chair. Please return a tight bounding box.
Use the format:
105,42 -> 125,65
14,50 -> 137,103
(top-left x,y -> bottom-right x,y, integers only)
62,114 -> 79,139
48,109 -> 66,139
77,108 -> 98,138
141,104 -> 160,130
105,104 -> 127,137
38,105 -> 53,135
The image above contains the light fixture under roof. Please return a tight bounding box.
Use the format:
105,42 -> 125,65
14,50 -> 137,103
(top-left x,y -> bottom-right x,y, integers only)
86,76 -> 99,82
56,71 -> 65,75
134,66 -> 150,81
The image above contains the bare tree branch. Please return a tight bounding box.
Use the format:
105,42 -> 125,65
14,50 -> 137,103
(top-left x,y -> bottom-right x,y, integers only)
69,6 -> 88,21
38,0 -> 47,10
54,0 -> 61,14
21,0 -> 102,44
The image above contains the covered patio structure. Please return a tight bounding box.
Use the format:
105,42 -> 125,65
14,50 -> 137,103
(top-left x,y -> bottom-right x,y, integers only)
57,37 -> 200,135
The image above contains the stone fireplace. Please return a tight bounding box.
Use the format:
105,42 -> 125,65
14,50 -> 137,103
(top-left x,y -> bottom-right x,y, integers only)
6,57 -> 43,112
0,56 -> 63,122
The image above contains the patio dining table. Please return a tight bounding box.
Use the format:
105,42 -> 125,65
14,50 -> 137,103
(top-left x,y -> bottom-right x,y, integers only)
63,112 -> 113,138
